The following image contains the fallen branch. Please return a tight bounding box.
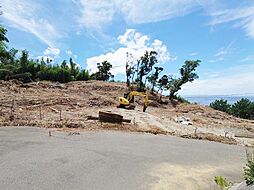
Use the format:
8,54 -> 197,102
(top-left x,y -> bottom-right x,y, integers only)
235,132 -> 254,139
48,106 -> 59,113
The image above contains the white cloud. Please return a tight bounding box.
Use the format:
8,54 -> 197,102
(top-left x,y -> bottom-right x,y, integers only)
118,0 -> 200,24
66,50 -> 78,59
76,0 -> 209,30
75,1 -> 254,40
86,29 -> 173,75
44,47 -> 60,57
189,52 -> 198,56
241,55 -> 254,62
36,47 -> 60,62
66,50 -> 73,55
209,41 -> 234,63
180,64 -> 254,96
118,29 -> 149,49
77,0 -> 115,31
2,0 -> 60,46
209,6 -> 254,38
66,62 -> 81,69
37,55 -> 54,63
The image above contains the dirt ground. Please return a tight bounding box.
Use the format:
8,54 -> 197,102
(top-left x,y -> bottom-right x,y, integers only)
1,80 -> 254,146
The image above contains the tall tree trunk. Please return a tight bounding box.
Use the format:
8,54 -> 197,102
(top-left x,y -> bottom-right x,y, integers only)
126,77 -> 130,87
169,91 -> 175,100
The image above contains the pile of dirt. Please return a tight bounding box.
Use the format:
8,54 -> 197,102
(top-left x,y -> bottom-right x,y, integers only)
0,80 -> 254,146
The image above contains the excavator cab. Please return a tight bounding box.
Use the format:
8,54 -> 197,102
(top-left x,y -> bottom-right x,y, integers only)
124,92 -> 134,103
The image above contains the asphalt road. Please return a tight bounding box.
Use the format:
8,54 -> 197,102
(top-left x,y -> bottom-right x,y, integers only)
0,126 -> 247,190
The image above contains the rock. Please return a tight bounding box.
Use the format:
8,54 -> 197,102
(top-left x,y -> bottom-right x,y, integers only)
67,132 -> 80,136
196,112 -> 203,116
175,117 -> 185,123
175,116 -> 193,125
181,121 -> 193,125
230,182 -> 254,190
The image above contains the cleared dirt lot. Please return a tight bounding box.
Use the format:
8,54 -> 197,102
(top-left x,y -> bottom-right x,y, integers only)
0,126 -> 247,190
1,80 -> 254,146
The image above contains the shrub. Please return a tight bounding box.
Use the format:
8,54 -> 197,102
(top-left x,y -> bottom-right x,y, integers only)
76,69 -> 90,81
231,98 -> 254,120
244,160 -> 254,185
210,99 -> 231,113
214,176 -> 232,190
244,150 -> 254,186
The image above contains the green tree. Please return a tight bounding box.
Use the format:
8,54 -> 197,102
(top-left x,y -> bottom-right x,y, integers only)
0,24 -> 95,83
148,66 -> 163,94
0,26 -> 19,80
69,58 -> 79,79
61,60 -> 68,69
157,74 -> 169,101
136,51 -> 158,91
0,26 -> 10,64
231,98 -> 254,119
210,99 -> 231,113
20,50 -> 29,69
168,60 -> 200,99
126,52 -> 136,87
0,47 -> 18,65
93,60 -> 113,81
7,48 -> 18,64
36,65 -> 72,83
0,26 -> 9,47
0,64 -> 16,80
76,69 -> 90,81
244,153 -> 254,186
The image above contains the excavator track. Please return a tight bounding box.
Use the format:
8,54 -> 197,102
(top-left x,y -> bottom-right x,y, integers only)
117,104 -> 136,110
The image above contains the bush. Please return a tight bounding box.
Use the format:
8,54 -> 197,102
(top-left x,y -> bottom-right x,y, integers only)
76,69 -> 90,81
210,99 -> 231,113
36,67 -> 73,83
244,151 -> 254,186
214,176 -> 232,190
210,98 -> 254,120
231,98 -> 254,120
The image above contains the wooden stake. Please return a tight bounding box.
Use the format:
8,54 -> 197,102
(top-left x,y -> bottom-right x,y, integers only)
59,109 -> 62,121
11,99 -> 14,109
10,99 -> 14,121
10,105 -> 13,117
194,127 -> 197,136
60,99 -> 62,121
39,106 -> 42,120
224,131 -> 229,138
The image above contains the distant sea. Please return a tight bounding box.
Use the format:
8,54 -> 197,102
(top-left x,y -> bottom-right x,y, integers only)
183,95 -> 254,105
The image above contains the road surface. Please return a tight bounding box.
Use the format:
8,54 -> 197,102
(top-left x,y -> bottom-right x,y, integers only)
0,126 -> 247,189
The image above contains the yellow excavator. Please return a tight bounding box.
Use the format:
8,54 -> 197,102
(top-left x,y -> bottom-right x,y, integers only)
117,91 -> 148,112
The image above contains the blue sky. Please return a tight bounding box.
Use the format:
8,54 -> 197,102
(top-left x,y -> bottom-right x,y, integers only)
1,0 -> 254,95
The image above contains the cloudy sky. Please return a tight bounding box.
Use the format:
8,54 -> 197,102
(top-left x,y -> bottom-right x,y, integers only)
1,0 -> 254,96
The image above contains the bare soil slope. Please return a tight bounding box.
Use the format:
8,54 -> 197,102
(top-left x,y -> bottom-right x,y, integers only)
1,80 -> 254,146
